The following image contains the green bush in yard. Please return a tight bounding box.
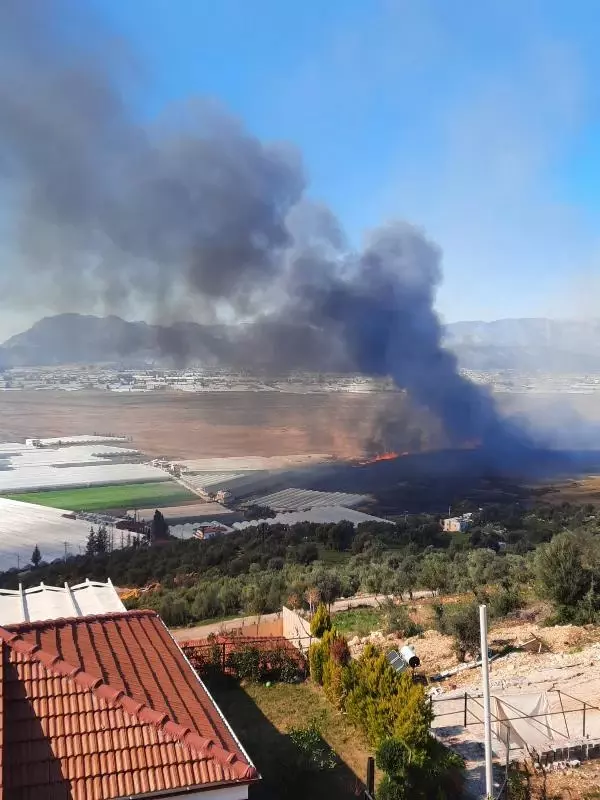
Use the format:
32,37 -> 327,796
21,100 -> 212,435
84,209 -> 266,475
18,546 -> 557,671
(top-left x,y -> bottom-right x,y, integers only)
489,584 -> 523,619
288,719 -> 337,771
308,640 -> 326,684
344,645 -> 433,747
376,735 -> 465,800
225,644 -> 302,683
321,654 -> 353,709
310,603 -> 331,637
226,645 -> 261,682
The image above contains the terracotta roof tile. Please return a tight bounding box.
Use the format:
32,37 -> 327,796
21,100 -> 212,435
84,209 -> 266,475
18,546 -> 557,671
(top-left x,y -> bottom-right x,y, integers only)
1,609 -> 258,798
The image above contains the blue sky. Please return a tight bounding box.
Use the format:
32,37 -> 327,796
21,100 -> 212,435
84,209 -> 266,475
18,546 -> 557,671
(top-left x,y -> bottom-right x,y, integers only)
3,0 -> 600,339
99,0 -> 600,324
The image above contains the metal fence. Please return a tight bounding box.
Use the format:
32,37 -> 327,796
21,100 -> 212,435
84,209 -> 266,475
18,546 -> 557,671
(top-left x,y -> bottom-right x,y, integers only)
181,635 -> 308,679
431,688 -> 600,762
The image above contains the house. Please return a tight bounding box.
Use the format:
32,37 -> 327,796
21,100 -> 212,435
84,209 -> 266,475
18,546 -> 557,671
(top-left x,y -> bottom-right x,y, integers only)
442,513 -> 473,533
193,522 -> 234,540
0,607 -> 259,799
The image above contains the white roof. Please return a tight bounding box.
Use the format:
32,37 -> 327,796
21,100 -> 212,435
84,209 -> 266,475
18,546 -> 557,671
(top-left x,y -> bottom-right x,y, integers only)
0,438 -> 165,493
0,579 -> 125,625
0,499 -> 131,571
0,462 -> 168,493
250,488 -> 368,512
183,471 -> 248,489
1,443 -> 139,468
33,435 -> 128,445
182,471 -> 273,494
233,505 -> 394,530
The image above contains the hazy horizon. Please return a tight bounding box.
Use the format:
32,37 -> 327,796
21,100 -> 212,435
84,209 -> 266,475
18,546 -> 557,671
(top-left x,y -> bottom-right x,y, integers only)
2,1 -> 600,343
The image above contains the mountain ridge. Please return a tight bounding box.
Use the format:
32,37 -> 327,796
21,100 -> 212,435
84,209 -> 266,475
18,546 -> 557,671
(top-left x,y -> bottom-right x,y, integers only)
2,313 -> 599,371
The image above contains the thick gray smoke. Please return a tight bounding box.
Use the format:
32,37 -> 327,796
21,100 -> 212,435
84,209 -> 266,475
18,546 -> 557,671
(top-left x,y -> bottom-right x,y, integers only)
0,0 -> 517,451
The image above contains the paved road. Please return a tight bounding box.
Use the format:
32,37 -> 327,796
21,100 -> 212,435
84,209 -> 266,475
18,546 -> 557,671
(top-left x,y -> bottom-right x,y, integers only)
170,590 -> 435,641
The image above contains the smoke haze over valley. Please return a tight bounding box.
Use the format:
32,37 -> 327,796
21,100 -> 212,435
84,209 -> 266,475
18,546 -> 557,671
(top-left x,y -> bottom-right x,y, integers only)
0,0 -> 531,458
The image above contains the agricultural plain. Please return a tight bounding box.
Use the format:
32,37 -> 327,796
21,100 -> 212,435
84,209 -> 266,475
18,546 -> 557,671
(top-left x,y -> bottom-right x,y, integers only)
6,481 -> 194,513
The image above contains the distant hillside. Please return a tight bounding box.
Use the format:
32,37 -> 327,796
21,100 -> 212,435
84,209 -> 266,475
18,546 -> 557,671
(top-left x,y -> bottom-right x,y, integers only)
445,318 -> 600,372
2,313 -> 600,371
0,314 -> 231,368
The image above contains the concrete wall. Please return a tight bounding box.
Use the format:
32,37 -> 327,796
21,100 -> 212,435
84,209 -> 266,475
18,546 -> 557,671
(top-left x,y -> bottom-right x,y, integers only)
236,616 -> 283,638
282,606 -> 313,652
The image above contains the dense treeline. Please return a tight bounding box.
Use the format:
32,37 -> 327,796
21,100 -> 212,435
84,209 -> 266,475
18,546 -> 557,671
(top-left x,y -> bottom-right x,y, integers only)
4,500 -> 600,627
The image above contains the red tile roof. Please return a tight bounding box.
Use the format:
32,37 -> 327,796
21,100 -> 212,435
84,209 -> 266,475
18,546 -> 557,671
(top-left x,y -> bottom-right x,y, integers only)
0,609 -> 258,799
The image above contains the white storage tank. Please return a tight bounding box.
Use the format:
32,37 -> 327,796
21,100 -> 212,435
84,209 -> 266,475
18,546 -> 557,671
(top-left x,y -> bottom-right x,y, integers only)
400,644 -> 420,669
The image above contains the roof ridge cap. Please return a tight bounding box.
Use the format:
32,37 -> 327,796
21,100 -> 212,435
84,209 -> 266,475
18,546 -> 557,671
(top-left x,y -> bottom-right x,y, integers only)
0,619 -> 257,781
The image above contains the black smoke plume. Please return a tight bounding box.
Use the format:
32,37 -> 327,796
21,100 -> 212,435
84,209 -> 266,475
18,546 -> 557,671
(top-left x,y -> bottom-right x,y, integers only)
0,0 -> 519,452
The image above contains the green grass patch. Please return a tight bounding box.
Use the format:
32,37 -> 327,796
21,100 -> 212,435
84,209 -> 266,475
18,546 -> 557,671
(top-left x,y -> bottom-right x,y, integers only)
206,679 -> 373,799
316,547 -> 352,565
5,481 -> 194,512
331,606 -> 384,638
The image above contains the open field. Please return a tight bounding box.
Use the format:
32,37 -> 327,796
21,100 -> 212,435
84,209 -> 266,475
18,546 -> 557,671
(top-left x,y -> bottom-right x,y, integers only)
4,391 -> 600,508
537,475 -> 600,505
2,389 -> 600,460
331,607 -> 384,638
207,679 -> 372,799
0,390 -> 400,459
5,480 -> 194,512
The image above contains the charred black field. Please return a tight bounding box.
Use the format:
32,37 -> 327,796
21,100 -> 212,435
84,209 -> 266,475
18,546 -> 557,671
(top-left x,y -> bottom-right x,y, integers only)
2,389 -> 600,516
295,446 -> 600,516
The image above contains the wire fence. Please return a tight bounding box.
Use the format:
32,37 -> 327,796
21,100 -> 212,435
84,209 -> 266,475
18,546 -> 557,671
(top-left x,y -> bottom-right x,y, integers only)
181,635 -> 308,681
432,686 -> 600,800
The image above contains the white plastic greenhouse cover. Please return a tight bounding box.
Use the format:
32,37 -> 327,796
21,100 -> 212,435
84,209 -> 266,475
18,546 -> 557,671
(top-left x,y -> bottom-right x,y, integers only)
0,579 -> 125,625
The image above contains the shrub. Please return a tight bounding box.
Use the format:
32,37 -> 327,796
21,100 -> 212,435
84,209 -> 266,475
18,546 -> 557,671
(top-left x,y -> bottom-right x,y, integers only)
376,738 -> 410,776
288,719 -> 337,771
434,603 -> 480,662
376,774 -> 407,800
280,652 -> 303,683
380,599 -> 423,638
191,635 -> 225,681
310,603 -> 331,637
261,645 -> 304,683
308,641 -> 326,684
432,601 -> 448,632
535,532 -> 591,608
330,636 -> 350,666
345,646 -> 433,747
226,645 -> 261,682
448,604 -> 480,661
489,585 -> 522,619
225,644 -> 303,683
322,657 -> 344,707
376,736 -> 465,800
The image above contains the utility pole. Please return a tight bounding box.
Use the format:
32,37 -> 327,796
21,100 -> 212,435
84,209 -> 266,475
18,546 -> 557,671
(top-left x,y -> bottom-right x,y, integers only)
480,604 -> 493,799
63,541 -> 68,562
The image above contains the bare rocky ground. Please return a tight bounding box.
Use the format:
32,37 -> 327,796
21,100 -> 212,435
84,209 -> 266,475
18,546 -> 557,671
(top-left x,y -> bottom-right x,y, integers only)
426,618 -> 600,799
345,607 -> 600,798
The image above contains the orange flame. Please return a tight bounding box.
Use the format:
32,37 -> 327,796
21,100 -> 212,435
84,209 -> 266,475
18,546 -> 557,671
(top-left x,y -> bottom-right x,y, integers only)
359,451 -> 401,465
